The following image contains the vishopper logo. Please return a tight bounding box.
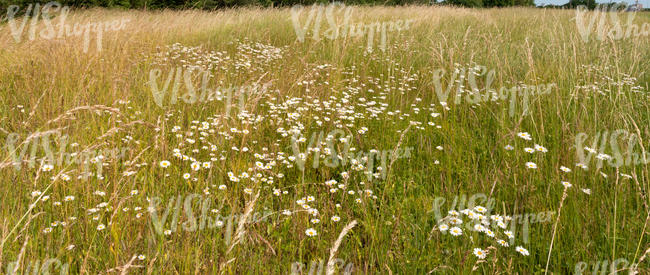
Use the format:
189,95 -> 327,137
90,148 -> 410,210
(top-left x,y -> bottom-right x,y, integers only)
4,1 -> 130,52
432,65 -> 554,117
291,258 -> 354,275
3,131 -> 127,176
429,193 -> 555,245
575,4 -> 649,42
148,193 -> 271,239
574,258 -> 638,274
574,129 -> 649,170
289,129 -> 413,181
290,2 -> 414,52
4,257 -> 69,275
148,66 -> 269,110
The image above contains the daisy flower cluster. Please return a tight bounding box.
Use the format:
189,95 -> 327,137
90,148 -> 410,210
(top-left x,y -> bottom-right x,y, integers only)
6,100 -> 165,261
505,131 -> 599,194
12,40 -> 451,271
574,64 -> 645,97
150,40 -> 286,80
144,43 -> 446,241
503,131 -> 549,170
26,139 -> 149,258
435,205 -> 530,259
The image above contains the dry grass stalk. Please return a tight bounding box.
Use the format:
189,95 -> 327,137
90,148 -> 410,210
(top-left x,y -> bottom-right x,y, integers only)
219,191 -> 261,273
11,236 -> 30,275
388,124 -> 412,172
0,127 -> 68,167
326,220 -> 358,275
46,105 -> 122,125
102,254 -> 144,274
544,186 -> 569,275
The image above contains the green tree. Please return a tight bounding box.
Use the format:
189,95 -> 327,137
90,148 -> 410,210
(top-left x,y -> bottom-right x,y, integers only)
568,0 -> 597,9
446,0 -> 483,7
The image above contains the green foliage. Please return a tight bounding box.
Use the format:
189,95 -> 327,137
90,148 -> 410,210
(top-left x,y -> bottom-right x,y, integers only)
567,0 -> 596,9
483,0 -> 513,8
444,0 -> 482,7
443,0 -> 533,8
512,0 -> 532,6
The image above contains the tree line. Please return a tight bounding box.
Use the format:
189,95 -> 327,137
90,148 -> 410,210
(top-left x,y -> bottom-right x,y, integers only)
0,0 -> 538,12
1,0 -> 643,18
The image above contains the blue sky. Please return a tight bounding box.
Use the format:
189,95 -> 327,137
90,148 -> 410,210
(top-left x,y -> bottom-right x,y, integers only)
534,0 -> 649,6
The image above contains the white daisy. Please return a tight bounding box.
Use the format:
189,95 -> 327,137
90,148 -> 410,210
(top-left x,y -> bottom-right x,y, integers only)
473,248 -> 487,259
525,162 -> 537,169
305,228 -> 317,237
515,246 -> 529,256
449,227 -> 462,236
517,132 -> 532,140
497,239 -> 509,247
534,144 -> 547,152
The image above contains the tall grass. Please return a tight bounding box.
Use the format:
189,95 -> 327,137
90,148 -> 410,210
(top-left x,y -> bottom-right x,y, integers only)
0,5 -> 648,274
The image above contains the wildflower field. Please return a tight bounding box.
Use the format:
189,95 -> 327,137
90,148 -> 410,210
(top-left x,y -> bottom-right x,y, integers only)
0,4 -> 649,274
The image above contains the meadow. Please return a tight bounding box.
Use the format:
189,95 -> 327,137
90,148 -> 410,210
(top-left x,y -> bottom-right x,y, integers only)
0,4 -> 648,274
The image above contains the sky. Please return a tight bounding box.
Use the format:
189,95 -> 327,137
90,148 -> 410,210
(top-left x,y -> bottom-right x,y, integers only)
534,0 -> 649,6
